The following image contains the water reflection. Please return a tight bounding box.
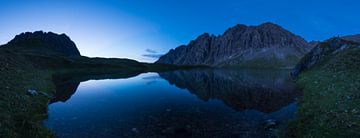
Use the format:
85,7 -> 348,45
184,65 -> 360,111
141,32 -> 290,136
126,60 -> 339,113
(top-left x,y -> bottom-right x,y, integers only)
159,69 -> 301,113
50,71 -> 142,103
46,69 -> 301,138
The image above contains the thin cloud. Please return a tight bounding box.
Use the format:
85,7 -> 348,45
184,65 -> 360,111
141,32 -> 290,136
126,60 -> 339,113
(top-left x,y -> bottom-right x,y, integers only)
145,49 -> 158,54
142,54 -> 163,58
142,49 -> 163,59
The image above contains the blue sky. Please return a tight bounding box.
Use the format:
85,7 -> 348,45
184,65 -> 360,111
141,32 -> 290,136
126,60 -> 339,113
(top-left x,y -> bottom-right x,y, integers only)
0,0 -> 359,62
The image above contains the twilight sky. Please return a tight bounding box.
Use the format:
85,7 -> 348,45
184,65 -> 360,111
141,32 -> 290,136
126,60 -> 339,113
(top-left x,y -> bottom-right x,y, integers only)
0,0 -> 359,62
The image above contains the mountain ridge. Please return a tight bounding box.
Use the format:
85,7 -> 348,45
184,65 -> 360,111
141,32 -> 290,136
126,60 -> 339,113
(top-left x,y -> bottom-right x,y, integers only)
156,22 -> 311,68
342,34 -> 360,43
1,31 -> 81,57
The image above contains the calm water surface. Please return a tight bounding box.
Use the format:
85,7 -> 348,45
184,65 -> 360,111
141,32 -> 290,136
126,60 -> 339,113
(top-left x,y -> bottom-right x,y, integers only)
45,69 -> 301,138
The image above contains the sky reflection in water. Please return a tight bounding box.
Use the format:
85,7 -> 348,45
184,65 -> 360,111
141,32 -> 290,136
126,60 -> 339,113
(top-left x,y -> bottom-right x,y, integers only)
45,69 -> 301,138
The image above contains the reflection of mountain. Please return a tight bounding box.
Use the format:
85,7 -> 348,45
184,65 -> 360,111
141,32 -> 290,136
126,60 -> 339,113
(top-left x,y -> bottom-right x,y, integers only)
159,69 -> 301,113
51,76 -> 80,103
50,71 -> 142,103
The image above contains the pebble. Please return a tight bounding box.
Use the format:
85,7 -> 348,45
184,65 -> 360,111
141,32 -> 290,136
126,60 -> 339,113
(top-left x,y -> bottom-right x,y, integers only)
27,89 -> 38,96
263,119 -> 278,130
39,92 -> 51,98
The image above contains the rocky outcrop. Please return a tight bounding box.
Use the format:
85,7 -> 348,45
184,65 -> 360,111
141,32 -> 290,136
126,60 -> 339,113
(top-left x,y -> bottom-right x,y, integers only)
156,22 -> 311,68
292,37 -> 360,76
1,31 -> 81,57
342,34 -> 360,43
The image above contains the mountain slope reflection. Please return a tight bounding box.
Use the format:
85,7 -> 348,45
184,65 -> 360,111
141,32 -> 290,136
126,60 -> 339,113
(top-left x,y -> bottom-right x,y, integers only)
159,69 -> 301,113
51,70 -> 142,103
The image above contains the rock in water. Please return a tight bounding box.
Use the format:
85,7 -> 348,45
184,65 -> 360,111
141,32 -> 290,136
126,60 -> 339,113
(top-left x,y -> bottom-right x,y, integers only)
156,22 -> 311,68
1,31 -> 81,57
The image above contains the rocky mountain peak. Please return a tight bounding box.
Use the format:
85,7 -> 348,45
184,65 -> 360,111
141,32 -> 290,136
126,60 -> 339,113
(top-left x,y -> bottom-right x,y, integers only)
156,22 -> 310,68
2,31 -> 81,57
195,33 -> 213,41
223,24 -> 248,35
256,22 -> 291,35
258,22 -> 282,28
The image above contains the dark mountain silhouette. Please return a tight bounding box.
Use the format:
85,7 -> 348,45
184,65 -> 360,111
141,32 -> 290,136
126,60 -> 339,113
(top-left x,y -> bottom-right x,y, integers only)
156,22 -> 311,68
0,31 -> 186,72
2,31 -> 80,57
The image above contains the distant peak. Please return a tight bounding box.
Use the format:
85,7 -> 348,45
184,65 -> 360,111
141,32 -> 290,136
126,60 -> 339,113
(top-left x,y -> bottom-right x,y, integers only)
260,22 -> 277,26
258,22 -> 282,29
223,24 -> 248,35
156,21 -> 308,67
14,31 -> 69,39
342,34 -> 360,43
233,24 -> 248,28
328,37 -> 348,42
33,30 -> 44,34
320,37 -> 360,47
224,22 -> 285,35
195,32 -> 212,40
5,31 -> 81,57
201,32 -> 210,36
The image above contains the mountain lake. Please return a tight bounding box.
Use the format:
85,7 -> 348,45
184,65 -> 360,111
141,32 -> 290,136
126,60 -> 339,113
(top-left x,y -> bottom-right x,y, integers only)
44,69 -> 302,138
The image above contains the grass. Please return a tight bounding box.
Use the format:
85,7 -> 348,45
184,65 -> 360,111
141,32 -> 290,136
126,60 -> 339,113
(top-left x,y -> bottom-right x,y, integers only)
287,46 -> 360,137
219,53 -> 301,69
0,52 -> 55,137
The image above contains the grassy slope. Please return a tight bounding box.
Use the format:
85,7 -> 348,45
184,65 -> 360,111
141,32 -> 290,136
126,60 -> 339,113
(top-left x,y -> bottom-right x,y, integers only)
0,55 -> 145,137
0,51 -> 54,137
288,47 -> 360,137
219,53 -> 300,69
